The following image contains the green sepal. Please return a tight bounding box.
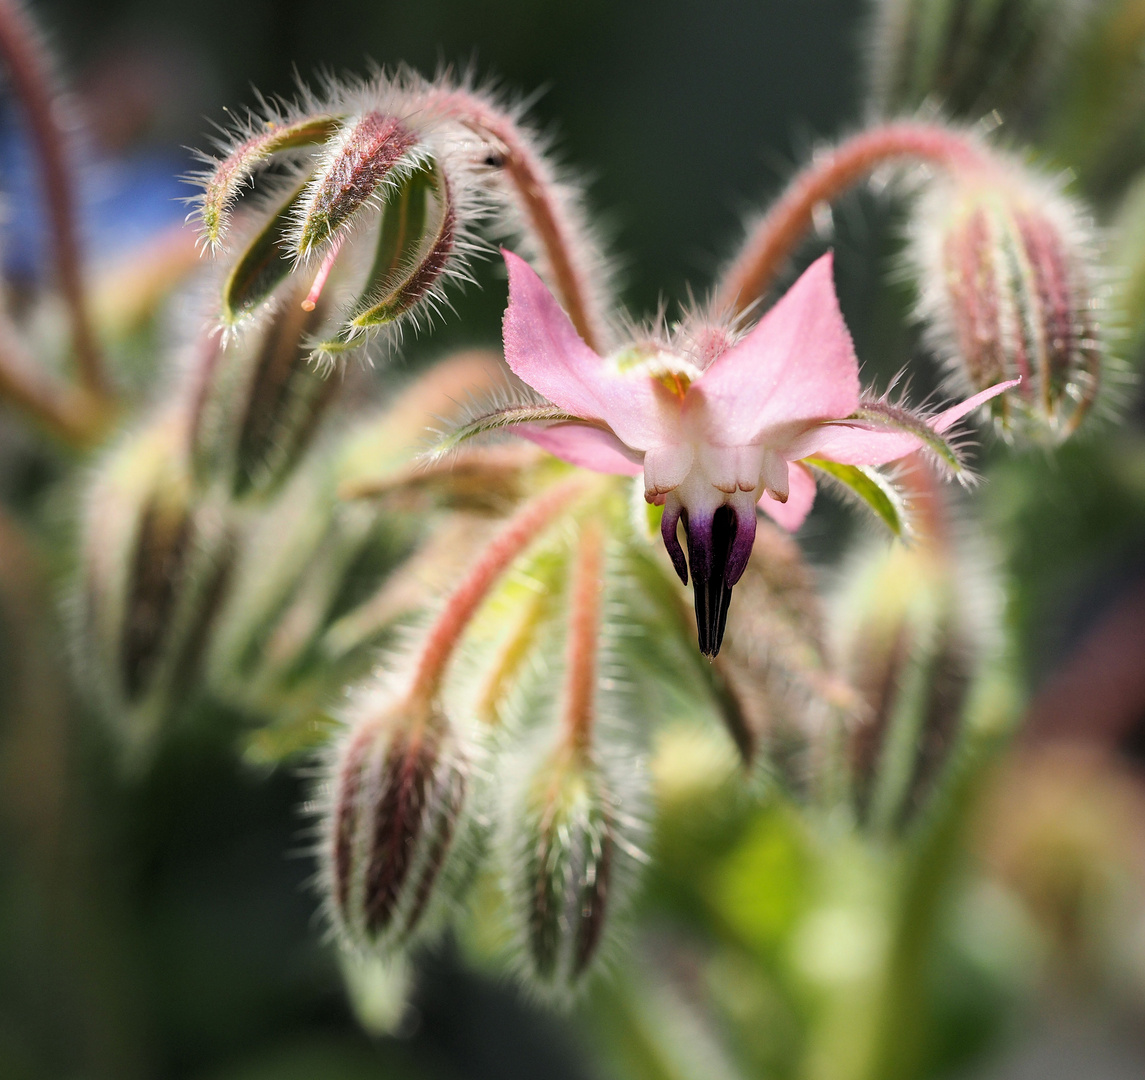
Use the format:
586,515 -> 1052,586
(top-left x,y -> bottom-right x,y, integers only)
832,403 -> 965,475
200,115 -> 342,247
310,158 -> 455,356
426,404 -> 582,459
221,181 -> 309,323
802,457 -> 909,536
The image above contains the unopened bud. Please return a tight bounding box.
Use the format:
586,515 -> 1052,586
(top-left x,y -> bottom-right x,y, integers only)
322,699 -> 470,951
908,164 -> 1103,441
76,413 -> 235,756
188,292 -> 348,498
508,743 -> 621,994
867,0 -> 1084,123
195,77 -> 489,360
831,534 -> 996,831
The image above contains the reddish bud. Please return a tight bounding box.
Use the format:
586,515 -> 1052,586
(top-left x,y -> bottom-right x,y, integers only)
910,167 -> 1103,441
324,701 -> 470,950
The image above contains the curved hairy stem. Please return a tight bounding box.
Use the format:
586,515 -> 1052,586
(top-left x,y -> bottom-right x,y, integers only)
406,477 -> 590,705
428,89 -> 610,352
0,0 -> 107,395
716,122 -> 994,316
561,520 -> 605,753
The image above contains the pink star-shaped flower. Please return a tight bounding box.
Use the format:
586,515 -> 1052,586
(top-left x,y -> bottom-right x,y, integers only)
473,250 -> 1013,654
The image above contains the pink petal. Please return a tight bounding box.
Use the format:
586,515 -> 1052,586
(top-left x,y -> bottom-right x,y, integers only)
792,377 -> 1021,466
758,462 -> 816,531
516,421 -> 644,476
792,425 -> 920,467
931,378 -> 1020,433
501,251 -> 675,450
688,253 -> 860,445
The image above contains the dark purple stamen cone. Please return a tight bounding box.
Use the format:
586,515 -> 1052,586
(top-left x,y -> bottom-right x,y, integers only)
685,505 -> 740,657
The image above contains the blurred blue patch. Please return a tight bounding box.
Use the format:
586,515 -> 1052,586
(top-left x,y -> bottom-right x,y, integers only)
0,103 -> 189,283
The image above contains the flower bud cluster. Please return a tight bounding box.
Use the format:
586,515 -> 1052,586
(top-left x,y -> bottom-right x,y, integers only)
51,35 -> 1124,1030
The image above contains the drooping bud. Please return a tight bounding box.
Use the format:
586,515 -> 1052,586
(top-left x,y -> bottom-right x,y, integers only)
76,412 -> 236,757
194,82 -> 481,364
499,521 -> 644,996
510,742 -> 620,992
908,163 -> 1103,441
867,0 -> 1085,124
187,288 -> 348,498
830,529 -> 996,831
319,478 -> 591,947
323,699 -> 470,950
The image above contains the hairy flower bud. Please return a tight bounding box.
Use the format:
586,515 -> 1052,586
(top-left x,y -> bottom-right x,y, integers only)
831,532 -> 996,830
908,165 -> 1103,441
195,112 -> 343,250
868,0 -> 1085,123
188,289 -> 348,498
322,699 -> 471,951
507,743 -> 627,994
76,413 -> 235,755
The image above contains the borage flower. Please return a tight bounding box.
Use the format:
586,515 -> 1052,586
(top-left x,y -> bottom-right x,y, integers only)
444,250 -> 1014,656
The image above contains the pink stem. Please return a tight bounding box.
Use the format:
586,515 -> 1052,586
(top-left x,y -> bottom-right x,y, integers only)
301,233 -> 346,312
0,0 -> 106,395
716,122 -> 995,316
407,477 -> 589,705
561,521 -> 605,752
428,89 -> 608,353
